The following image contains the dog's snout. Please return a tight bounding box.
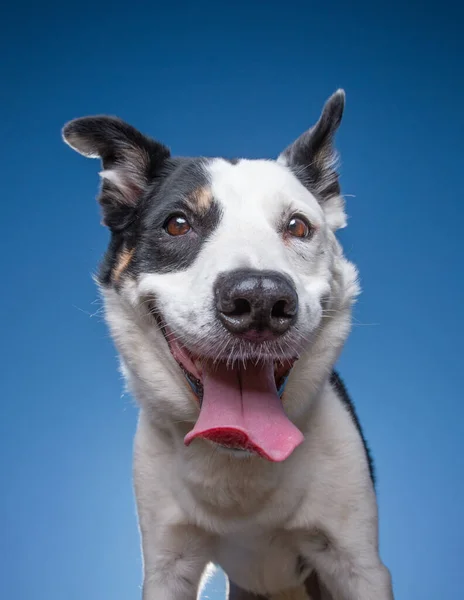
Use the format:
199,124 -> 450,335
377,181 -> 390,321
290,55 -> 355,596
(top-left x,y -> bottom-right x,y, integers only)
215,270 -> 298,336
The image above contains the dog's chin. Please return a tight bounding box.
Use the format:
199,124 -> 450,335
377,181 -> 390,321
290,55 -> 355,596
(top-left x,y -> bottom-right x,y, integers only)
149,306 -> 304,462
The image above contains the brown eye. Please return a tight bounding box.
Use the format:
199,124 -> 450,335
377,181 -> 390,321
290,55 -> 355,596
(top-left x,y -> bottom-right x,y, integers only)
164,215 -> 191,236
286,216 -> 311,239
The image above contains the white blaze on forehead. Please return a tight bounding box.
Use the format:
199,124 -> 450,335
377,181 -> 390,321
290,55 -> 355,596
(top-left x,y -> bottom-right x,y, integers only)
207,158 -> 324,225
191,158 -> 325,276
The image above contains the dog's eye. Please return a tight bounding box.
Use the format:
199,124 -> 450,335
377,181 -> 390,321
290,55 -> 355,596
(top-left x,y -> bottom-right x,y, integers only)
286,216 -> 311,239
164,215 -> 191,236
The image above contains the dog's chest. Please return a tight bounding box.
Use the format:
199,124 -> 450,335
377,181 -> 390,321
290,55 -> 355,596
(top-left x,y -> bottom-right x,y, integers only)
214,529 -> 310,594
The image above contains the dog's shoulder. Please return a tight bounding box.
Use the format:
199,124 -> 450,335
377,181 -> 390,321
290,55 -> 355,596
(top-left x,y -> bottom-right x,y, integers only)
329,371 -> 375,486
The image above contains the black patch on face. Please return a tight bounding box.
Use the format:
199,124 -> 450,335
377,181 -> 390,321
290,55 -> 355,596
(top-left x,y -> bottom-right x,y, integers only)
330,370 -> 376,486
99,235 -> 128,286
98,158 -> 223,283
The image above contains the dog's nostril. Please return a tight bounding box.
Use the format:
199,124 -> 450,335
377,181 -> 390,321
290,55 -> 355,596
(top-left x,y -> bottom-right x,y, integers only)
271,300 -> 292,320
228,298 -> 251,317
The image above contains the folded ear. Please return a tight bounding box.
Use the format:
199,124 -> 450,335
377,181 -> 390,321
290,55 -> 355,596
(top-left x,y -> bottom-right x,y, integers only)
62,116 -> 170,230
278,90 -> 346,229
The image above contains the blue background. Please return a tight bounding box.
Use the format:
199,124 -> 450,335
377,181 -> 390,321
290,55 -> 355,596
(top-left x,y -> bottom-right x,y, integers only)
1,1 -> 462,599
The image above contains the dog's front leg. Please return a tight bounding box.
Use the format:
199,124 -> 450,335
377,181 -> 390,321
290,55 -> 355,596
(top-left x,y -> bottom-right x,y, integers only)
140,522 -> 213,600
301,531 -> 393,600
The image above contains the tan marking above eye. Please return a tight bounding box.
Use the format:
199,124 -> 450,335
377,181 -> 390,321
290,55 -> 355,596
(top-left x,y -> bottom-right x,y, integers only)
186,186 -> 213,213
165,215 -> 191,236
113,247 -> 135,282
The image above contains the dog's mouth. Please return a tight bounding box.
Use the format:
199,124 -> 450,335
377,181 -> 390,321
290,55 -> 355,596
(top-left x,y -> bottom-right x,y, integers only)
152,310 -> 304,462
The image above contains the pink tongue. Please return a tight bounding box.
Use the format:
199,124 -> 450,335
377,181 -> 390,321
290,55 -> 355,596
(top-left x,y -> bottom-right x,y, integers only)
184,361 -> 304,462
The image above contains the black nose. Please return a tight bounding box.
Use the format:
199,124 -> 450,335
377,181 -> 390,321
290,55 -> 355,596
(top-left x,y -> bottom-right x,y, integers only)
214,269 -> 298,336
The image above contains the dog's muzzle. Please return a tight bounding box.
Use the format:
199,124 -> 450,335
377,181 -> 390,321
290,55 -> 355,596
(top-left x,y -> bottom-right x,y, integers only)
214,269 -> 298,339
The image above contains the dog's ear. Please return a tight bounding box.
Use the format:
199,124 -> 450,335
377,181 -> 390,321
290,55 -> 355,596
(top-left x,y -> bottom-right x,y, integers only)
62,116 -> 170,230
278,90 -> 346,229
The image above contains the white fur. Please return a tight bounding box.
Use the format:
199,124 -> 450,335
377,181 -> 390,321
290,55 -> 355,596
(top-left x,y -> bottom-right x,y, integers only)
101,158 -> 393,599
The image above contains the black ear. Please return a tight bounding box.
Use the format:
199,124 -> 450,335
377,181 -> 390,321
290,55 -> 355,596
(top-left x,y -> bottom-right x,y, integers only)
62,116 -> 170,230
278,90 -> 346,228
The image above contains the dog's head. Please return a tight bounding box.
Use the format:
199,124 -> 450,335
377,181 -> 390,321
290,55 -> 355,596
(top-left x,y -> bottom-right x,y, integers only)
63,90 -> 359,462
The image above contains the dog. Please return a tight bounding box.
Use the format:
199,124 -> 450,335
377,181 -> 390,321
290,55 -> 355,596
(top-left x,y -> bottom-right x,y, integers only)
62,90 -> 394,600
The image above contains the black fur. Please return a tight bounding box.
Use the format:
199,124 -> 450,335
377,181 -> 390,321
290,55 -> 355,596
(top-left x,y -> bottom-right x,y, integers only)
134,158 -> 223,275
98,158 -> 223,283
62,116 -> 171,231
227,581 -> 267,599
80,152 -> 223,284
296,554 -> 310,578
281,90 -> 344,203
99,235 -> 129,286
330,371 -> 375,486
63,117 -> 223,282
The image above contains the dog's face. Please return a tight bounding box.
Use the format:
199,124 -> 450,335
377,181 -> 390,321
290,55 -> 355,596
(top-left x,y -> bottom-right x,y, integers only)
63,90 -> 359,462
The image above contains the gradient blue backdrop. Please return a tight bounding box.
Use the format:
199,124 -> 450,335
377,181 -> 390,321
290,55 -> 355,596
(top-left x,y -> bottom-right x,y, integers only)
1,1 -> 462,599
